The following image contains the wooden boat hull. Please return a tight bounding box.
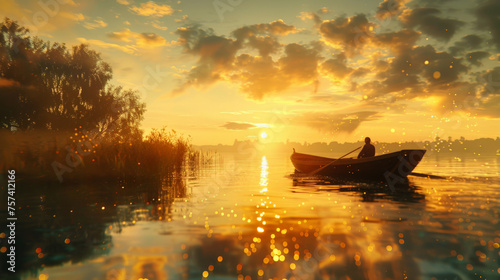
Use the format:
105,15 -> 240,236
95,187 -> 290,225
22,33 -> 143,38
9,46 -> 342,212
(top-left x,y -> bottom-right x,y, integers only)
291,149 -> 426,181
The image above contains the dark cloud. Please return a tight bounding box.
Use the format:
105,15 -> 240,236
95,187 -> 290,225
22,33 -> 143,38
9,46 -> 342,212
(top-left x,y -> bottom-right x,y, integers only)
175,25 -> 211,50
478,67 -> 500,96
190,36 -> 238,66
251,20 -> 300,36
318,14 -> 376,55
476,95 -> 500,118
172,22 -> 319,98
221,122 -> 257,130
296,111 -> 379,134
320,53 -> 353,80
399,8 -> 464,41
362,47 -> 426,97
173,26 -> 239,92
246,35 -> 281,57
351,68 -> 370,79
460,35 -> 483,49
359,44 -> 468,100
232,20 -> 299,40
232,20 -> 299,56
412,45 -> 468,88
373,29 -> 421,53
475,0 -> 500,50
359,77 -> 421,100
465,51 -> 489,66
170,14 -> 496,123
448,34 -> 483,55
376,0 -> 407,20
278,43 -> 321,84
467,67 -> 500,117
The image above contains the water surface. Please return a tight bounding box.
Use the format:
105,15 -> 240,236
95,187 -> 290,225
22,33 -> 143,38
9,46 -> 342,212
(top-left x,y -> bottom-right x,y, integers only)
2,151 -> 500,280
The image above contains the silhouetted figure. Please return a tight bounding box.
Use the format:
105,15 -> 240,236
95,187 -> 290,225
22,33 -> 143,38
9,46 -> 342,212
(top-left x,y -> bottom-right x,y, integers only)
358,137 -> 375,159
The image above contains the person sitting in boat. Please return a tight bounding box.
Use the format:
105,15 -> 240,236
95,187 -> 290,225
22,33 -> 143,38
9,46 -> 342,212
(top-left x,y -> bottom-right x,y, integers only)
357,137 -> 375,158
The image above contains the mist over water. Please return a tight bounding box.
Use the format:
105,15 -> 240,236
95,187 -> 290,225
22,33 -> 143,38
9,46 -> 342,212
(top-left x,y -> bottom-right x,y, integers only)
7,152 -> 500,280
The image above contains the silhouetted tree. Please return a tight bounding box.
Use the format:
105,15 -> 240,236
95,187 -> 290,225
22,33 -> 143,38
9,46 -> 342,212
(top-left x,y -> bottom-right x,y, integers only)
0,18 -> 145,140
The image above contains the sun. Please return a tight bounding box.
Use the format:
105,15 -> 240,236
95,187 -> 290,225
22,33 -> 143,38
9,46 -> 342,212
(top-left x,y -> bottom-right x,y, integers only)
260,132 -> 268,139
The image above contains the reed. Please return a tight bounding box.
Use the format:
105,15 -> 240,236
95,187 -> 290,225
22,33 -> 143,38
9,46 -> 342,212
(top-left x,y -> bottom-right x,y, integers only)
0,127 -> 197,183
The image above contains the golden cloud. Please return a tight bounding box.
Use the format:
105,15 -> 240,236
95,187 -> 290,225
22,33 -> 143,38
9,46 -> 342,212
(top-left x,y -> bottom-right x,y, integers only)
77,38 -> 137,54
83,19 -> 107,30
152,22 -> 167,31
376,0 -> 408,20
129,1 -> 174,17
170,14 -> 499,122
108,28 -> 169,48
221,122 -> 257,130
60,12 -> 85,22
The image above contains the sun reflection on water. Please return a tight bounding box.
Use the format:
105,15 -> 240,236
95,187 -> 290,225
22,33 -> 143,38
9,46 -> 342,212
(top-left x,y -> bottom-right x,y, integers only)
259,155 -> 269,193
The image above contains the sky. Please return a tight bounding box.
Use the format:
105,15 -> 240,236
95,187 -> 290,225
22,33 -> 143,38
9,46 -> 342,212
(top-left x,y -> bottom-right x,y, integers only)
2,0 -> 500,145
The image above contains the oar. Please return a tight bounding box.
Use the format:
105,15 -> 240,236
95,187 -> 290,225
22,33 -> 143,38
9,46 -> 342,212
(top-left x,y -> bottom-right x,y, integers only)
409,172 -> 446,179
306,146 -> 362,176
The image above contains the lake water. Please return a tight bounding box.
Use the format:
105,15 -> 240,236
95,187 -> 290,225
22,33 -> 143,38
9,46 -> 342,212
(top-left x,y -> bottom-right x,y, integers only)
2,150 -> 500,280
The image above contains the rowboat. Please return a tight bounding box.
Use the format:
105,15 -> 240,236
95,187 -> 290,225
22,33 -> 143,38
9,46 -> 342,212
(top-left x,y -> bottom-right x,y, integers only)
291,149 -> 426,181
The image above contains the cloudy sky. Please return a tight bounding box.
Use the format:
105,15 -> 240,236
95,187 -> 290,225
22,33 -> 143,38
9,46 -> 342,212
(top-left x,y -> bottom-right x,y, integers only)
2,0 -> 500,144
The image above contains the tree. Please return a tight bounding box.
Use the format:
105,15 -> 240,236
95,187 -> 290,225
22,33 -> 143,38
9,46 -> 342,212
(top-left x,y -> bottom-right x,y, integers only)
0,18 -> 145,141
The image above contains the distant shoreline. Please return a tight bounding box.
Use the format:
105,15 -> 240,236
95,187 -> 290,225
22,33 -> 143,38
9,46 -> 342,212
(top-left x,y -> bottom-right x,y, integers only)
194,137 -> 500,156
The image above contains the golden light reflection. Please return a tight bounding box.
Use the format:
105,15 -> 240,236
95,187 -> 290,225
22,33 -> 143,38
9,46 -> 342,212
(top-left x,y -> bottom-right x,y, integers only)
259,156 -> 269,191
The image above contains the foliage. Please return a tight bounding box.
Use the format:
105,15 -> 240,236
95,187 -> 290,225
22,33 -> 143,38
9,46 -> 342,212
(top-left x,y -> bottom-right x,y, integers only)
0,18 -> 145,141
0,19 -> 197,182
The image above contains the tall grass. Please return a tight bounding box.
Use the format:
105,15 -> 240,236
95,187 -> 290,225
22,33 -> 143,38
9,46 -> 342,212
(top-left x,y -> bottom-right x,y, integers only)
0,127 -> 198,183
